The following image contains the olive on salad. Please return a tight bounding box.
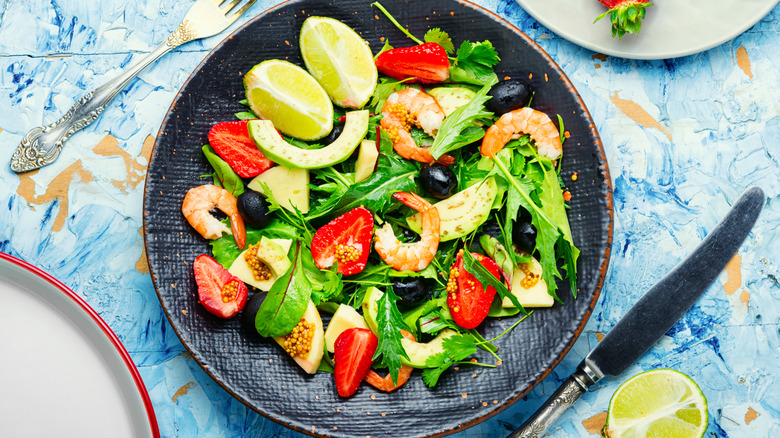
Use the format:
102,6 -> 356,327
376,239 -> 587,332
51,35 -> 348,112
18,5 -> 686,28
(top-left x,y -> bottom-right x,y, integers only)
237,191 -> 273,227
486,79 -> 534,114
419,163 -> 457,199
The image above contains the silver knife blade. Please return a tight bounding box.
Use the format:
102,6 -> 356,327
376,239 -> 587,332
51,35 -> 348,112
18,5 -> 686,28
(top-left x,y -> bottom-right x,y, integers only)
509,186 -> 765,438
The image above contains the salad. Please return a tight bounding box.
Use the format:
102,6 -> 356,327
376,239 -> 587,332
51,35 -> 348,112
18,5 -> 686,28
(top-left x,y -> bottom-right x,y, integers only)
179,3 -> 579,398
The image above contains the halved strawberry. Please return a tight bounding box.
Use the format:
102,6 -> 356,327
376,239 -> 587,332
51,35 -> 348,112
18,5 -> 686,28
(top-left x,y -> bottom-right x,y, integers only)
193,254 -> 248,318
595,0 -> 653,40
375,42 -> 450,84
333,328 -> 378,397
310,207 -> 374,276
446,251 -> 500,329
208,120 -> 274,178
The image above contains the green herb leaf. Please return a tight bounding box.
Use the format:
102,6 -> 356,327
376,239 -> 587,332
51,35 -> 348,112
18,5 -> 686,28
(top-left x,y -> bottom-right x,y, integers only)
255,241 -> 313,337
201,145 -> 244,197
375,39 -> 394,59
373,288 -> 411,385
448,40 -> 500,86
307,154 -> 418,220
370,77 -> 410,114
428,77 -> 496,159
371,2 -> 423,45
421,334 -> 477,387
424,28 -> 454,54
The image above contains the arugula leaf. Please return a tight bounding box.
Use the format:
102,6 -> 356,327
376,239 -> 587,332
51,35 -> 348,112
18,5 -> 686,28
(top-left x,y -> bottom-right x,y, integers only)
201,145 -> 244,197
532,155 -> 579,271
307,154 -> 418,220
461,250 -> 525,313
448,40 -> 500,86
255,241 -> 313,337
421,334 -> 477,387
373,288 -> 411,385
428,77 -> 496,159
424,28 -> 454,54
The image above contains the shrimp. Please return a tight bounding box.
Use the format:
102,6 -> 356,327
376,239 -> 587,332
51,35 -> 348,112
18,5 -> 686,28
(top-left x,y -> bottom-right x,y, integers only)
374,192 -> 439,272
181,184 -> 246,249
480,107 -> 562,160
381,88 -> 455,165
364,330 -> 416,392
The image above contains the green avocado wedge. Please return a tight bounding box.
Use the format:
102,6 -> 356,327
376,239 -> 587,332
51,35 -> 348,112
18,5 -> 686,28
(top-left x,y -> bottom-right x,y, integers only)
361,286 -> 456,368
247,110 -> 369,170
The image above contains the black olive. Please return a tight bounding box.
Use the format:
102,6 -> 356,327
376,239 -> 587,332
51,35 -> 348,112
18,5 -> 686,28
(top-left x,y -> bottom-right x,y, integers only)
512,221 -> 537,253
419,163 -> 457,199
237,191 -> 272,227
392,278 -> 432,307
322,123 -> 344,145
486,79 -> 534,115
479,220 -> 502,239
399,227 -> 420,243
241,292 -> 266,334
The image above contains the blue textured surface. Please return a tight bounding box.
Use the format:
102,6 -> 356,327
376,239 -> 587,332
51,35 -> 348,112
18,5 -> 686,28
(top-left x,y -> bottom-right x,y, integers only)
1,0 -> 778,436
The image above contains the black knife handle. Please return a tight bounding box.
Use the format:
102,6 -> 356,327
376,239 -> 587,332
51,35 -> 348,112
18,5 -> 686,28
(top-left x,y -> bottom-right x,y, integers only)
507,368 -> 595,438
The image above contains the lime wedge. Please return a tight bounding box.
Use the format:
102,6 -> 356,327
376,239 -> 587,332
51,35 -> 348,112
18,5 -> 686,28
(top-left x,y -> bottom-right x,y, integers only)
300,17 -> 378,109
243,59 -> 333,141
605,369 -> 708,438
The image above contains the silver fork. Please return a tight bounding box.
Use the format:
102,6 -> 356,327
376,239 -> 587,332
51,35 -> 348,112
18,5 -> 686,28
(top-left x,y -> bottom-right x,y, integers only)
9,0 -> 257,173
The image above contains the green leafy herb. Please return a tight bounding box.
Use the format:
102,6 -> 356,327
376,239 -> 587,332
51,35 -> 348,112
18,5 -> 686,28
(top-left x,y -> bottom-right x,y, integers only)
370,77 -> 410,113
375,39 -> 394,59
448,40 -> 500,86
234,111 -> 257,120
424,28 -> 454,54
255,241 -> 312,337
258,181 -> 314,242
307,154 -> 418,219
461,249 -> 525,313
201,145 -> 244,196
373,288 -> 411,385
429,77 -> 496,159
421,334 -> 478,387
371,2 -> 423,45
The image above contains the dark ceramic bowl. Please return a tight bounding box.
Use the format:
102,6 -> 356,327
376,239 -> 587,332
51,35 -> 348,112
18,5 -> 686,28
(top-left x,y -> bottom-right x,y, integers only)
143,0 -> 613,436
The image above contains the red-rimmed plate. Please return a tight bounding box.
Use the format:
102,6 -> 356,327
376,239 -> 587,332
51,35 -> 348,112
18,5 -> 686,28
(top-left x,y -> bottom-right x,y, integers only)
0,252 -> 159,438
143,0 -> 613,436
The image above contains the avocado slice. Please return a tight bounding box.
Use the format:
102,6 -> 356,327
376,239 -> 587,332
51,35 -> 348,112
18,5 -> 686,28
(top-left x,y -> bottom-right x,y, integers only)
354,139 -> 378,182
502,254 -> 553,308
272,299 -> 324,374
248,166 -> 310,213
361,287 -> 457,368
407,177 -> 498,241
228,237 -> 292,291
324,304 -> 369,353
247,110 -> 369,170
429,87 -> 477,117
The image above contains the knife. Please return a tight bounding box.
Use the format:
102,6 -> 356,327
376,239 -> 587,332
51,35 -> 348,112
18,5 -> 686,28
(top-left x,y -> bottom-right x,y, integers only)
508,186 -> 765,438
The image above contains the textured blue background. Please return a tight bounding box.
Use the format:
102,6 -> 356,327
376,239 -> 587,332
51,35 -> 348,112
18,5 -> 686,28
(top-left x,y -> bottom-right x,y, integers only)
1,0 -> 778,436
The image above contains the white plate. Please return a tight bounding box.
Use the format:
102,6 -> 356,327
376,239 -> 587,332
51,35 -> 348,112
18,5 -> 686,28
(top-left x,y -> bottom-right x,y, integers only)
0,253 -> 158,438
516,0 -> 780,59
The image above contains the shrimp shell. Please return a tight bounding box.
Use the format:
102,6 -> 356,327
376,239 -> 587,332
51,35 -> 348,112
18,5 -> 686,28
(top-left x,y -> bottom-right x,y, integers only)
480,107 -> 562,160
373,192 -> 440,272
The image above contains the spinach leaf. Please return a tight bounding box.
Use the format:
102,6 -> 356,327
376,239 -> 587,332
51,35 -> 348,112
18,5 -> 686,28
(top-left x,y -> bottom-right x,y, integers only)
201,145 -> 244,197
255,241 -> 312,338
428,77 -> 496,159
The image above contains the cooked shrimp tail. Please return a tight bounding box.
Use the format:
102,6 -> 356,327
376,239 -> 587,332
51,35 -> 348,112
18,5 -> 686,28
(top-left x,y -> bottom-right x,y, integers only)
374,192 -> 440,272
181,184 -> 246,249
364,330 -> 415,392
480,107 -> 562,160
381,87 -> 455,165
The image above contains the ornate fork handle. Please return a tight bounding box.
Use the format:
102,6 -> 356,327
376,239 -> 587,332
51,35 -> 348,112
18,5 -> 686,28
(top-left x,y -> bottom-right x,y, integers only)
507,368 -> 596,438
9,21 -> 195,173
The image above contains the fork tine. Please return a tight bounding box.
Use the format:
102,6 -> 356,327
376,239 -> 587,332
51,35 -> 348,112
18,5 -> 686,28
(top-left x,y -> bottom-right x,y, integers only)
222,0 -> 243,14
226,0 -> 256,22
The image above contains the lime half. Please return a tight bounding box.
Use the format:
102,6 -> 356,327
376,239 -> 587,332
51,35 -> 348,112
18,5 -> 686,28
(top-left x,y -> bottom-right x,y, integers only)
605,369 -> 708,438
244,59 -> 333,141
300,17 -> 377,109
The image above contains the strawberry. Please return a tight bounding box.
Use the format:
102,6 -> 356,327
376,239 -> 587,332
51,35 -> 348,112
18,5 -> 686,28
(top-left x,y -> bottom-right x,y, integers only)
595,1 -> 653,39
375,42 -> 450,84
333,328 -> 378,397
310,207 -> 374,276
446,252 -> 500,329
208,120 -> 274,178
193,254 -> 248,318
